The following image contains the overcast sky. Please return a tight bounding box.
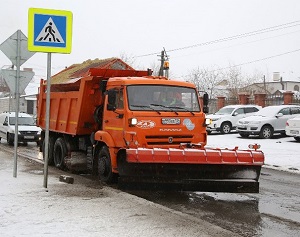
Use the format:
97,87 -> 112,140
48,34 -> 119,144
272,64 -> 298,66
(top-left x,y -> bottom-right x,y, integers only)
1,0 -> 300,83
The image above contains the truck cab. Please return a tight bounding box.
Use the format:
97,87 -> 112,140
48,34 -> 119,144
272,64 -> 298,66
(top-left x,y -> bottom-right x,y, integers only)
101,79 -> 207,150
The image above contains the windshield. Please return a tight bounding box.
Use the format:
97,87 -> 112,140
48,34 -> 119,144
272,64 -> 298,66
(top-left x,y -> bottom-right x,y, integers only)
9,116 -> 36,126
215,107 -> 235,115
127,85 -> 200,112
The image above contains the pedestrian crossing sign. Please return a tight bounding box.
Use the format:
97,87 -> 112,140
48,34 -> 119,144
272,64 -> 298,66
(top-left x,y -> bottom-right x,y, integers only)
28,8 -> 72,53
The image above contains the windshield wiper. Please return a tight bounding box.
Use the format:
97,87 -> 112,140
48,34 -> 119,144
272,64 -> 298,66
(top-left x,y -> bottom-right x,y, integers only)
131,104 -> 161,114
167,106 -> 195,115
150,104 -> 178,115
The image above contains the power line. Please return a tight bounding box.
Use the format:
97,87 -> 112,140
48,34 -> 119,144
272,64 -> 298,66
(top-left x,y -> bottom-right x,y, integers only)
136,20 -> 300,57
175,29 -> 300,59
207,48 -> 300,73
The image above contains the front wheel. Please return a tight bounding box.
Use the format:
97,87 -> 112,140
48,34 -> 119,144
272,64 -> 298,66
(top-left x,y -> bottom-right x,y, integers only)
96,146 -> 117,184
294,137 -> 300,142
239,132 -> 250,138
259,125 -> 273,139
221,122 -> 231,134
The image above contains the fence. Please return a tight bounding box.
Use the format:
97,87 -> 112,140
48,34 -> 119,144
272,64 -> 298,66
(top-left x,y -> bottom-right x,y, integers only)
208,94 -> 300,114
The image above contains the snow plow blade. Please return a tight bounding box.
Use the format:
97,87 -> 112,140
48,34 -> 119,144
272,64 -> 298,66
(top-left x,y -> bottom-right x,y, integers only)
118,147 -> 264,193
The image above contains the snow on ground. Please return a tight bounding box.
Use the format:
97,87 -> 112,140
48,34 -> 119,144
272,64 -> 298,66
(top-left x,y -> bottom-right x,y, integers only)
206,132 -> 300,174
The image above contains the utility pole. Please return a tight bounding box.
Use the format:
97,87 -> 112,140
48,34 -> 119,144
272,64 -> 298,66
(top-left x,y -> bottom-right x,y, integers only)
158,50 -> 164,76
158,48 -> 169,78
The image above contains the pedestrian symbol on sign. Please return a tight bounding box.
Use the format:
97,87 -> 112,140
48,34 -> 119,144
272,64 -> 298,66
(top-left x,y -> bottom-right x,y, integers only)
35,17 -> 64,43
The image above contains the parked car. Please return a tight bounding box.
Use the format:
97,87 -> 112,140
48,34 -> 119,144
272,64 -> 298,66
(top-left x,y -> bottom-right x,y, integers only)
0,112 -> 41,145
206,105 -> 261,134
237,105 -> 300,139
285,115 -> 300,142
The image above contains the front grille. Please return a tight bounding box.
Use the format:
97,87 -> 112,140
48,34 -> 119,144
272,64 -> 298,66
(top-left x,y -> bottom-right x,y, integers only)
237,127 -> 247,130
145,135 -> 193,145
19,131 -> 38,135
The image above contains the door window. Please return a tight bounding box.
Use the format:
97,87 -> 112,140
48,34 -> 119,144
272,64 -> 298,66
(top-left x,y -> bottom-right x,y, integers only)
245,107 -> 259,113
234,108 -> 244,115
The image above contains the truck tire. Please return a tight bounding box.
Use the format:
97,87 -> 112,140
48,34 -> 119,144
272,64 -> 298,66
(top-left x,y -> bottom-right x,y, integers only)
7,133 -> 14,146
259,125 -> 273,139
53,137 -> 67,169
93,105 -> 103,128
42,136 -> 55,165
96,146 -> 117,184
221,122 -> 231,134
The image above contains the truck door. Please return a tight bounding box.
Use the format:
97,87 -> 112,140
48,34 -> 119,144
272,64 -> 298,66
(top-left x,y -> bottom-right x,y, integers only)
103,88 -> 125,147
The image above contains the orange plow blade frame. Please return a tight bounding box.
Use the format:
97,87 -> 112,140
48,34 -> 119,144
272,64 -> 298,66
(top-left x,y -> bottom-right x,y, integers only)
117,147 -> 264,193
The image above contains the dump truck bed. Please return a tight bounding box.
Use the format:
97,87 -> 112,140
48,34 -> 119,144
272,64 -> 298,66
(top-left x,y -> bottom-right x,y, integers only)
37,69 -> 149,135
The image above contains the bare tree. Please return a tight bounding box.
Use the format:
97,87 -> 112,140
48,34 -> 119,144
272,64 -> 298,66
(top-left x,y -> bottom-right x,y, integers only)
224,66 -> 265,98
186,65 -> 223,98
119,52 -> 137,68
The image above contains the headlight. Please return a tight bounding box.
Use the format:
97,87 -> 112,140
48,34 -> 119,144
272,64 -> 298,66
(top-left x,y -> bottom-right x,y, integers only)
129,118 -> 138,126
205,118 -> 212,125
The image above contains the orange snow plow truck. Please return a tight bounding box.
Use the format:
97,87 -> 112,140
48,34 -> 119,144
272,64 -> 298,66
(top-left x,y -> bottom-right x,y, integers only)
37,59 -> 264,193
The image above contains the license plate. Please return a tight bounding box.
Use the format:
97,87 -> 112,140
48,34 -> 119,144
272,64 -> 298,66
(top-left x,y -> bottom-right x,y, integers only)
24,136 -> 34,139
162,118 -> 181,125
290,130 -> 299,135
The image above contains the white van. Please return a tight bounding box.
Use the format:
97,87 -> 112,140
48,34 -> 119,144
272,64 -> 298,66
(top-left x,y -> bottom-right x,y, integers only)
0,112 -> 41,145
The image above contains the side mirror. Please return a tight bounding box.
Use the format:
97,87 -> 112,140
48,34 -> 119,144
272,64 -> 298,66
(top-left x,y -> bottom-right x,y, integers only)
203,93 -> 209,113
107,90 -> 117,111
276,113 -> 283,118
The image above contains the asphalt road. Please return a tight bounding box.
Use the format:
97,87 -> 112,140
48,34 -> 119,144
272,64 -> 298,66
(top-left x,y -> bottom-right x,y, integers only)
1,141 -> 299,237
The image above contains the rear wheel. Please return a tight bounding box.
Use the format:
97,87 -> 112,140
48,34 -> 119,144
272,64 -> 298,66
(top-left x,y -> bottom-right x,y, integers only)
96,146 -> 117,184
42,136 -> 55,165
7,133 -> 14,146
221,122 -> 231,134
53,137 -> 67,169
294,137 -> 300,142
259,125 -> 273,139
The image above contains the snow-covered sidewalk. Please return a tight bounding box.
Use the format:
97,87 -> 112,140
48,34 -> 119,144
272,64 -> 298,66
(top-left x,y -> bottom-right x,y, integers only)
0,150 -> 239,237
206,133 -> 300,174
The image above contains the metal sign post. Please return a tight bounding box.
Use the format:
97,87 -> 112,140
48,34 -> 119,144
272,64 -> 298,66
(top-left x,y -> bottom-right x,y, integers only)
13,30 -> 21,177
0,30 -> 35,178
28,8 -> 72,188
43,53 -> 51,188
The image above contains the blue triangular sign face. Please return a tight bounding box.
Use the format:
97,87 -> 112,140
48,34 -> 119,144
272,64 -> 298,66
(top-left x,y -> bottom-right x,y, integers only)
35,17 -> 65,43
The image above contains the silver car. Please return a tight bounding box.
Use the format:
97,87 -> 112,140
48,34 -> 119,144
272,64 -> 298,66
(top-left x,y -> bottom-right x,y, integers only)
206,105 -> 261,134
237,105 -> 300,139
285,115 -> 300,142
